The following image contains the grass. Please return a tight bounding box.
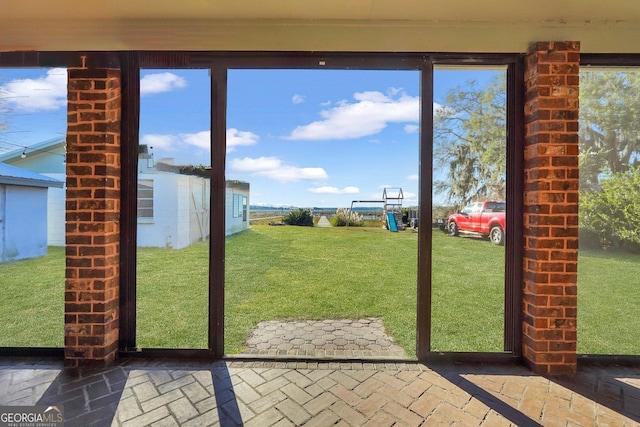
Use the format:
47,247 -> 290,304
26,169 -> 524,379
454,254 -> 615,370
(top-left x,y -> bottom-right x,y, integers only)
431,232 -> 505,352
577,248 -> 640,354
224,226 -> 418,355
136,243 -> 209,349
0,246 -> 65,347
0,226 -> 639,356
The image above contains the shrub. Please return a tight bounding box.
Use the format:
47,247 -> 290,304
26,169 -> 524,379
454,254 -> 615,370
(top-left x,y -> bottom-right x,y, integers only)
331,208 -> 364,227
579,167 -> 640,251
282,208 -> 314,227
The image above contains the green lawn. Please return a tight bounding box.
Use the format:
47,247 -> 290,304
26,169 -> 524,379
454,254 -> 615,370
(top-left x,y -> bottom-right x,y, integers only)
431,232 -> 505,352
0,246 -> 65,347
577,248 -> 640,354
224,226 -> 418,355
1,225 -> 639,356
137,243 -> 209,349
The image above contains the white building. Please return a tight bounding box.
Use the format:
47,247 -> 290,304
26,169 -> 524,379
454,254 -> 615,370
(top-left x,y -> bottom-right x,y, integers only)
137,157 -> 212,249
0,139 -> 250,250
0,162 -> 64,262
225,180 -> 250,236
0,137 -> 66,247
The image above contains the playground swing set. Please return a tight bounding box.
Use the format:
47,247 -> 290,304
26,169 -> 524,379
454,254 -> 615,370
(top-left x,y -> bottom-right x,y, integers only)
347,187 -> 407,231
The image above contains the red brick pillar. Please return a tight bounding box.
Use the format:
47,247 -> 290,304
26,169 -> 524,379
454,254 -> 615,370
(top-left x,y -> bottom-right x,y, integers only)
65,68 -> 121,368
523,42 -> 580,376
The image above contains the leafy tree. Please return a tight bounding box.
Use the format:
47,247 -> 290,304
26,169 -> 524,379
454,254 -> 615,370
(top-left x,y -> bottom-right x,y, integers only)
580,167 -> 640,251
433,76 -> 506,207
579,72 -> 640,190
282,208 -> 314,227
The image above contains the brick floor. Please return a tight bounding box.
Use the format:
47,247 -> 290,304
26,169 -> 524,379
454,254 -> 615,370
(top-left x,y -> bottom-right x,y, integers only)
242,318 -> 406,358
0,358 -> 639,426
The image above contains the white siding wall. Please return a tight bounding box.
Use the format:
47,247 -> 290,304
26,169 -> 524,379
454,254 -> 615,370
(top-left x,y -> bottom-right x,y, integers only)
137,174 -> 213,249
225,187 -> 250,236
0,184 -> 48,262
174,175 -> 192,249
43,173 -> 65,246
4,148 -> 66,247
137,173 -> 180,248
189,177 -> 210,243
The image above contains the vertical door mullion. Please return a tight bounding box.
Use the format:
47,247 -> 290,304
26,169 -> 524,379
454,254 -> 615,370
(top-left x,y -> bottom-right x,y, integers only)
119,52 -> 140,351
417,60 -> 434,361
504,57 -> 525,354
209,66 -> 227,356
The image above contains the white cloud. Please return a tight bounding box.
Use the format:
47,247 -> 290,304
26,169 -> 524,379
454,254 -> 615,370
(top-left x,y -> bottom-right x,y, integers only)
140,131 -> 209,152
320,100 -> 332,106
140,134 -> 178,151
285,89 -> 419,140
308,186 -> 359,194
387,87 -> 403,96
227,128 -> 259,152
139,128 -> 258,154
181,131 -> 210,150
230,156 -> 281,172
404,124 -> 419,133
434,102 -> 454,116
140,72 -> 187,95
403,191 -> 418,204
1,68 -> 67,111
406,174 -> 419,181
230,156 -> 328,183
292,94 -> 306,104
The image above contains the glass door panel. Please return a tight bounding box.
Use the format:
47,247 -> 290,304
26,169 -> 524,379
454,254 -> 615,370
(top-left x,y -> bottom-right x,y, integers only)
431,66 -> 507,352
225,69 -> 419,358
135,69 -> 210,349
0,67 -> 66,347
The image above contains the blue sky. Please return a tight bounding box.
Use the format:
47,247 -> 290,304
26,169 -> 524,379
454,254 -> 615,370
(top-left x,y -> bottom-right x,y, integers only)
0,66 -> 501,207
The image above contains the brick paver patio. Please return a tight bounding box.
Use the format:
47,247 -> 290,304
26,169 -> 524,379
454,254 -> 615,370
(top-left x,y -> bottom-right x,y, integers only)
1,357 -> 639,426
241,318 -> 406,358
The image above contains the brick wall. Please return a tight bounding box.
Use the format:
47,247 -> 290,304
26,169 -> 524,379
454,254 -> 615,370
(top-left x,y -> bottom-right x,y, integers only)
65,68 -> 121,368
523,42 -> 580,375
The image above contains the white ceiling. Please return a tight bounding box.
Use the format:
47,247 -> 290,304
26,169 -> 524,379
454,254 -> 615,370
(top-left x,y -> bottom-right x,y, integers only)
3,0 -> 640,23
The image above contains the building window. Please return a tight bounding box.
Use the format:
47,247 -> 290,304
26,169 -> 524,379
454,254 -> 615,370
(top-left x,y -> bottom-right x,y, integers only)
242,196 -> 248,222
137,179 -> 154,219
233,193 -> 242,218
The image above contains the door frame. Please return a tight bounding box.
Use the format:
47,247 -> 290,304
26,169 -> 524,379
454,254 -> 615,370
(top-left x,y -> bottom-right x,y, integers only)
118,52 -> 524,361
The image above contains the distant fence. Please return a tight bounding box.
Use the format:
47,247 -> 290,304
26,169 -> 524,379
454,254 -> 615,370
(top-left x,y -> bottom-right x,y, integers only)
250,209 -> 446,227
250,208 -> 387,223
249,210 -> 292,222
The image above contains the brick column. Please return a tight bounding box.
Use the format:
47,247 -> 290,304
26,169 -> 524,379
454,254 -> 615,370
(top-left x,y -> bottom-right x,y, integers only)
65,68 -> 121,368
523,42 -> 580,376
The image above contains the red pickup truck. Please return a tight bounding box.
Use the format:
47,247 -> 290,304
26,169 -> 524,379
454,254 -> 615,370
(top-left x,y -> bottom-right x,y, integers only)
446,201 -> 506,245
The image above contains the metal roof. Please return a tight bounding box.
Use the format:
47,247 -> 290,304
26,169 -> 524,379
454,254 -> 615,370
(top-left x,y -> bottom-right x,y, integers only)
0,162 -> 64,188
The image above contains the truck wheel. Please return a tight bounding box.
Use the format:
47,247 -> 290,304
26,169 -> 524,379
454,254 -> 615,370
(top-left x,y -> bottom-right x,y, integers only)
448,222 -> 459,236
489,225 -> 504,245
